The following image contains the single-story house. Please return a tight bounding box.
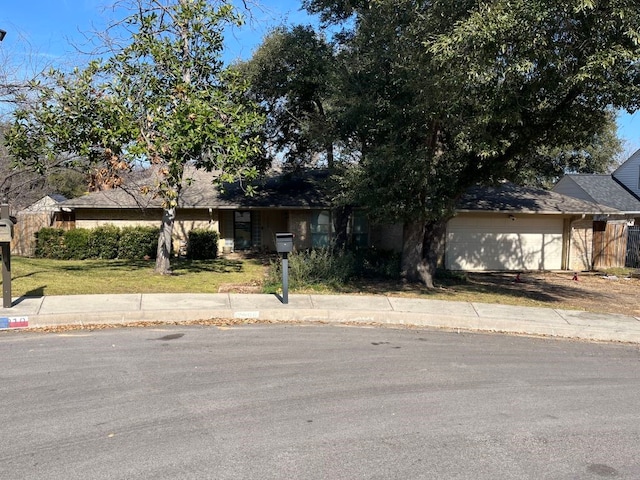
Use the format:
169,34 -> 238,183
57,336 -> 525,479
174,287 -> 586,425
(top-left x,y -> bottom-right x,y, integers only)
553,149 -> 640,268
52,168 -> 617,272
59,169 -> 390,255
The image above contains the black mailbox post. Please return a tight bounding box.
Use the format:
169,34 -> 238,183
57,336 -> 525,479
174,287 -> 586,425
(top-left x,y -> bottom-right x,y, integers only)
0,204 -> 12,308
275,233 -> 294,304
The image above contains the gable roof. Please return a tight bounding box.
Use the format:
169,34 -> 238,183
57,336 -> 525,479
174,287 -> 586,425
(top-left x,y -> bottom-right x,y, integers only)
457,182 -> 618,215
553,174 -> 640,214
62,168 -> 333,210
62,168 -> 614,216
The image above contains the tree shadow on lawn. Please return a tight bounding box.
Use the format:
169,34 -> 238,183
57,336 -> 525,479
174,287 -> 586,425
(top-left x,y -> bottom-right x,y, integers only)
341,272 -> 612,307
44,258 -> 247,274
171,258 -> 245,275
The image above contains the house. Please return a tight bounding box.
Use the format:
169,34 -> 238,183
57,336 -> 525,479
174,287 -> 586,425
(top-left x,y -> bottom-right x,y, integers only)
59,169 -> 384,255
553,149 -> 640,268
50,169 -> 615,272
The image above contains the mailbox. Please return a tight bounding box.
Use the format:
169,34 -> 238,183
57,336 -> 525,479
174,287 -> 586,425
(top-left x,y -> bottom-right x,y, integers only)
275,232 -> 294,254
0,218 -> 13,243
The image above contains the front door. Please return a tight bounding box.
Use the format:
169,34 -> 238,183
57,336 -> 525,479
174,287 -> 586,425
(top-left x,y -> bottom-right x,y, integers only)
234,211 -> 252,250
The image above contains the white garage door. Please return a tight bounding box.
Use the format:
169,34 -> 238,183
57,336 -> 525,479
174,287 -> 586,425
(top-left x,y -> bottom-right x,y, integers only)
446,215 -> 564,271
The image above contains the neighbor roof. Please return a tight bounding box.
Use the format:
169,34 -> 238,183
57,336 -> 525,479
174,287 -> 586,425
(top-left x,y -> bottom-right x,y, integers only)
456,182 -> 618,215
556,174 -> 640,213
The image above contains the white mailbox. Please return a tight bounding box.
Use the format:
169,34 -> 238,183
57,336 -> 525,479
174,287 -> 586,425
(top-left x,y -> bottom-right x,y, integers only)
0,218 -> 14,243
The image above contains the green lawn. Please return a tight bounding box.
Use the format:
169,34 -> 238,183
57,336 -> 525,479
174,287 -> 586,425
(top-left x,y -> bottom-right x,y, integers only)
4,257 -> 268,296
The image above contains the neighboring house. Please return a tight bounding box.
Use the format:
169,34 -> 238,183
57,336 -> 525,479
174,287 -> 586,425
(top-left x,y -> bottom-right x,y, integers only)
13,194 -> 69,256
447,182 -> 617,271
29,169 -> 615,272
553,149 -> 640,268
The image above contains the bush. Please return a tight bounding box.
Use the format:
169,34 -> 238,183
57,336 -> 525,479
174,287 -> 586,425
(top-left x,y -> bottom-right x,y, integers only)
91,225 -> 121,259
187,229 -> 219,260
34,228 -> 66,259
63,228 -> 92,260
266,247 -> 401,290
118,226 -> 159,259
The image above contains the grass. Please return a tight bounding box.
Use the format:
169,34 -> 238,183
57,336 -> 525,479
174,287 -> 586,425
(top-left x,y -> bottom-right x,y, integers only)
3,257 -> 636,316
4,257 -> 267,296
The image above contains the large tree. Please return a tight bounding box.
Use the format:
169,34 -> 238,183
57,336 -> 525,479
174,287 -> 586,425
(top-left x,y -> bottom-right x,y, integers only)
301,0 -> 638,287
239,25 -> 338,170
6,0 -> 264,274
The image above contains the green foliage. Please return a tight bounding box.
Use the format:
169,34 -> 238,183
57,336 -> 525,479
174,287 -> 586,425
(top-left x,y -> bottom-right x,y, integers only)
293,0 -> 640,283
239,25 -> 338,170
34,225 -> 157,260
186,229 -> 220,260
34,228 -> 66,259
63,228 -> 92,260
91,225 -> 120,259
118,226 -> 159,260
265,247 -> 401,290
6,0 -> 265,274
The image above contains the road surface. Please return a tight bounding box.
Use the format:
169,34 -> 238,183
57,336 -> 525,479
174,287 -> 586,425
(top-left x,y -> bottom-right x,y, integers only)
1,324 -> 639,479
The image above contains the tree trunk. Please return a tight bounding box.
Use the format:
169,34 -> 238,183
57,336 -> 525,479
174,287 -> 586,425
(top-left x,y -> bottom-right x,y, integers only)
155,206 -> 176,275
401,218 -> 448,288
333,205 -> 352,250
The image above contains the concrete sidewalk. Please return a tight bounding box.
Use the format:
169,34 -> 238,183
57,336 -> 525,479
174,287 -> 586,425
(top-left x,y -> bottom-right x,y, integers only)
1,293 -> 640,343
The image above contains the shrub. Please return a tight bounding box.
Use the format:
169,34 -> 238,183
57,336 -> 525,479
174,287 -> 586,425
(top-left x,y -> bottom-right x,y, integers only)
187,229 -> 219,260
90,225 -> 121,259
34,228 -> 66,259
63,228 -> 92,260
265,247 -> 401,290
118,226 -> 159,259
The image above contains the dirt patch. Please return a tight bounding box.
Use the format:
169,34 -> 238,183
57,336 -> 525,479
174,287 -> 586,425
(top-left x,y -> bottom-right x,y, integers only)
428,271 -> 640,317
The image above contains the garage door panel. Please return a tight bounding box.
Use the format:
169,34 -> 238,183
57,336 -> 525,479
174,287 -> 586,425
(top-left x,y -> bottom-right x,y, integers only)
446,216 -> 564,271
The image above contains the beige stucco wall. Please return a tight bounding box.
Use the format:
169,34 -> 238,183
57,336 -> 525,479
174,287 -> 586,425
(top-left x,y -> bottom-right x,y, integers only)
288,210 -> 312,250
260,210 -> 289,251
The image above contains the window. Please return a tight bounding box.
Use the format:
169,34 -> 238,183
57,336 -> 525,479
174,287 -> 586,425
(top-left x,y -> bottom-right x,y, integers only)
351,210 -> 369,247
311,210 -> 332,247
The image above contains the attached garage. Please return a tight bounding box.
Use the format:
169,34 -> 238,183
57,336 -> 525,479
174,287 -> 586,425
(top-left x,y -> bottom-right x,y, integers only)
447,182 -> 621,272
446,214 -> 564,271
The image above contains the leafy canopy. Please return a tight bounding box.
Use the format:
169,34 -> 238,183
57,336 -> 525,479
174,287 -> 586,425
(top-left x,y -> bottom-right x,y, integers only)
6,0 -> 265,207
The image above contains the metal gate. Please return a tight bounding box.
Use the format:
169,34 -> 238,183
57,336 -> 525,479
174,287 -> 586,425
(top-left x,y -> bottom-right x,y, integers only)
626,226 -> 640,268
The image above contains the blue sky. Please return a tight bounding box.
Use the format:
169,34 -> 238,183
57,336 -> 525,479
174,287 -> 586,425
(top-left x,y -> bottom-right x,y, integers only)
1,0 -> 639,155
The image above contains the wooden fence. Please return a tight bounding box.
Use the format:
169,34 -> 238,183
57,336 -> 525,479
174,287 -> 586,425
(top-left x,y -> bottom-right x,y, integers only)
592,221 -> 628,269
12,211 -> 74,257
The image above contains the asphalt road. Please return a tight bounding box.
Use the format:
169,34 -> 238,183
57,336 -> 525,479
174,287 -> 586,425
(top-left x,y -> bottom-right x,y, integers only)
1,324 -> 639,480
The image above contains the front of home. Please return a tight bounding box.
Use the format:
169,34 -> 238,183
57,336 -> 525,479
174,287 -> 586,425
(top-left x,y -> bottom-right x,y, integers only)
21,166 -> 622,272
59,169 -> 396,257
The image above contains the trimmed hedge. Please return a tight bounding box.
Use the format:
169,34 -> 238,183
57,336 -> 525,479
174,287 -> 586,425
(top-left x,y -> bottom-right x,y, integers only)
186,229 -> 219,260
35,226 -> 159,260
34,228 -> 66,259
118,226 -> 159,259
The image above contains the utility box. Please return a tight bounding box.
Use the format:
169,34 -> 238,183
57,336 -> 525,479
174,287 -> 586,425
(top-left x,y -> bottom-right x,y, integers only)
0,218 -> 13,243
275,232 -> 294,254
